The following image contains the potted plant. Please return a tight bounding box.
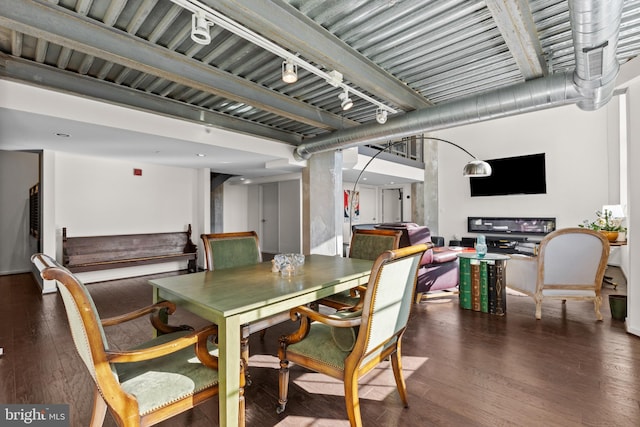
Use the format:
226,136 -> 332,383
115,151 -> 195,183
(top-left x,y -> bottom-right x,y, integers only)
579,209 -> 627,242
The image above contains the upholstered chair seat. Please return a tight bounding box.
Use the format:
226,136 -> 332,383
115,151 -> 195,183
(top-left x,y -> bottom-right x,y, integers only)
115,331 -> 219,416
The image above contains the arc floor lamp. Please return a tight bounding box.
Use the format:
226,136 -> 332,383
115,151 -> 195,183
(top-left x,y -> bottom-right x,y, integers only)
346,136 -> 492,237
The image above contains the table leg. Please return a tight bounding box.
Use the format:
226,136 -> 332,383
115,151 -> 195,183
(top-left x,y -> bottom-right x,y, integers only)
219,315 -> 242,427
151,288 -> 166,336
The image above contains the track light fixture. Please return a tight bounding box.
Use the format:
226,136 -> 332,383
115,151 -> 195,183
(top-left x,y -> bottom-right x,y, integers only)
339,89 -> 353,111
375,108 -> 388,124
281,59 -> 298,83
191,11 -> 212,45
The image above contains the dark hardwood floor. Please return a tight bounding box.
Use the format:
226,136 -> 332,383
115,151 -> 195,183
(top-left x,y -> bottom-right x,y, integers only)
1,267 -> 638,426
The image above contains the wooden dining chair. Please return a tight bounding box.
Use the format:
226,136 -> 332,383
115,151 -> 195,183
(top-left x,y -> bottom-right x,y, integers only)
318,228 -> 402,311
31,253 -> 245,427
201,231 -> 290,383
276,244 -> 429,427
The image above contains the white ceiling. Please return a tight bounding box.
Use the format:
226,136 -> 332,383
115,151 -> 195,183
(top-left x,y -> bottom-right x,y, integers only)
0,108 -> 284,172
0,81 -> 421,186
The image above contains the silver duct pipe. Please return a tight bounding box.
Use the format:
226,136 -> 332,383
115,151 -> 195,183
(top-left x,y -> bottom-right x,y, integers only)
295,72 -> 582,160
294,0 -> 623,160
571,0 -> 622,110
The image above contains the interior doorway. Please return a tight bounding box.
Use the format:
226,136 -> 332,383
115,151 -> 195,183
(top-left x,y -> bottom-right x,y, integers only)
356,187 -> 377,224
382,188 -> 403,223
260,183 -> 279,253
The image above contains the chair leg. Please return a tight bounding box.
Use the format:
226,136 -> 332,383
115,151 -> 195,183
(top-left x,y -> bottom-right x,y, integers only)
276,359 -> 290,414
239,381 -> 246,427
344,371 -> 363,427
535,300 -> 542,320
89,388 -> 107,427
414,292 -> 423,304
594,296 -> 603,321
240,336 -> 252,386
390,350 -> 409,408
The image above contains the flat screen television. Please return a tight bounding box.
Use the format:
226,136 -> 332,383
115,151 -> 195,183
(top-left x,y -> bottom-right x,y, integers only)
469,153 -> 546,197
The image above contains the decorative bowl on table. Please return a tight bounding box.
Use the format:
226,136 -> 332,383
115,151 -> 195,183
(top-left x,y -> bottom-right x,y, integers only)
273,253 -> 305,277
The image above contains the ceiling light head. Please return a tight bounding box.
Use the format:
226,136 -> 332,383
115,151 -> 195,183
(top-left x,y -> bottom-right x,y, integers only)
281,59 -> 298,83
191,11 -> 212,45
463,159 -> 492,177
375,108 -> 388,124
338,89 -> 353,111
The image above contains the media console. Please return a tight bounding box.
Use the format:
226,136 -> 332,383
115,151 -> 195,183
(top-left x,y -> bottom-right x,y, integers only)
460,216 -> 557,255
467,216 -> 556,235
460,235 -> 539,255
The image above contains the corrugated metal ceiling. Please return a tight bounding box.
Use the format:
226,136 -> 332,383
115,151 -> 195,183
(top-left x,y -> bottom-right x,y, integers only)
1,0 -> 640,148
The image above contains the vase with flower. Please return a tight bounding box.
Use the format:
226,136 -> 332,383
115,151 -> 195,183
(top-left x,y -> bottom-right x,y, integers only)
579,209 -> 627,242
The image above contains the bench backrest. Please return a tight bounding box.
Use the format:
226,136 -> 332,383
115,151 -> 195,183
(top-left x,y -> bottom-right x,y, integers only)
62,226 -> 197,272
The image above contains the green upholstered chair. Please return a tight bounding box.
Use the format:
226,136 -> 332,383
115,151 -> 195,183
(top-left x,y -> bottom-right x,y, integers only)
201,231 -> 263,271
30,253 -> 244,427
201,231 -> 290,383
318,228 -> 402,311
276,244 -> 429,427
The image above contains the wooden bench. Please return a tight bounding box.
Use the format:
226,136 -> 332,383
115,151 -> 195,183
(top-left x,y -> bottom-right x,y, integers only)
62,225 -> 197,274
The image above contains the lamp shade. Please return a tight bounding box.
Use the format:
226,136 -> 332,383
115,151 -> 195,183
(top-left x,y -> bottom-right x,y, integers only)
602,204 -> 625,218
463,159 -> 492,177
282,60 -> 298,83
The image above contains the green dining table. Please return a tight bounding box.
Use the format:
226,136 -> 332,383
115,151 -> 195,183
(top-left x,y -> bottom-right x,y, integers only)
148,254 -> 373,427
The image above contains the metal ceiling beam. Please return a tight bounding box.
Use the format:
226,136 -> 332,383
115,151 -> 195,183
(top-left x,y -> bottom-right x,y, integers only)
295,0 -> 622,159
0,0 -> 354,132
0,54 -> 301,144
211,0 -> 432,111
485,0 -> 547,80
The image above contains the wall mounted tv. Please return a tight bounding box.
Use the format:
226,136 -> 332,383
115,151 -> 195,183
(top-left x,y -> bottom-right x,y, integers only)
469,153 -> 546,197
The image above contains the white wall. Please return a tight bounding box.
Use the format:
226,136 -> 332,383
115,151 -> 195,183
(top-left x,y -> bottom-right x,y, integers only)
223,183 -> 250,232
624,81 -> 640,337
278,179 -> 302,253
224,177 -> 303,254
0,150 -> 39,275
434,103 -> 613,243
42,152 -> 208,285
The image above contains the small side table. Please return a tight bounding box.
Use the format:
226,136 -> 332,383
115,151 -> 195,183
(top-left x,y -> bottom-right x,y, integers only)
605,240 -> 627,289
457,252 -> 510,315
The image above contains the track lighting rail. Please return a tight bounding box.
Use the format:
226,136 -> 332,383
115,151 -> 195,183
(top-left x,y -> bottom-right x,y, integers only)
171,0 -> 397,118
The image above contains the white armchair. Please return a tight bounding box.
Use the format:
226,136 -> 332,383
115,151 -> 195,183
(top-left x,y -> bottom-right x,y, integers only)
506,227 -> 610,321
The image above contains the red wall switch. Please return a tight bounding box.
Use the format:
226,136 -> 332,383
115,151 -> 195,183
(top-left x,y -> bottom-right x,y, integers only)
133,168 -> 142,176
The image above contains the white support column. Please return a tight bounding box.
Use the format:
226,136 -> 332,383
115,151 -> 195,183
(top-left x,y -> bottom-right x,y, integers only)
423,139 -> 439,234
303,150 -> 342,255
624,83 -> 640,336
